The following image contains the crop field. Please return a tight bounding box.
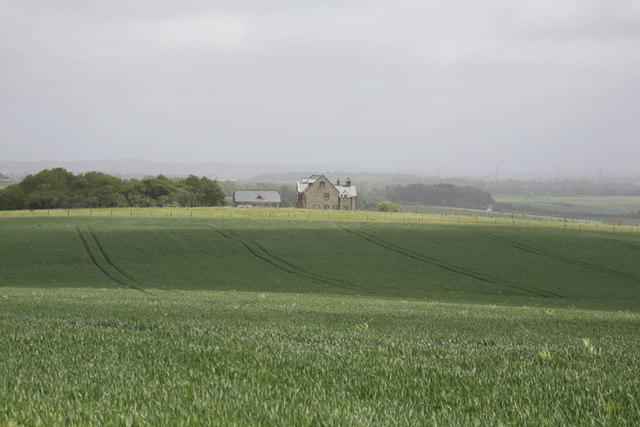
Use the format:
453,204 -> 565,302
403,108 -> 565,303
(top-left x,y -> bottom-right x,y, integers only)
1,214 -> 639,424
1,215 -> 639,308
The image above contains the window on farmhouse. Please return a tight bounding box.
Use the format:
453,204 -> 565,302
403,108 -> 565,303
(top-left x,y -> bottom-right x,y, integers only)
324,205 -> 330,210
319,181 -> 325,189
324,193 -> 330,200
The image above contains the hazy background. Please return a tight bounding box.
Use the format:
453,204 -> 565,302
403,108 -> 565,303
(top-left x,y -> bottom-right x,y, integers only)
1,0 -> 639,178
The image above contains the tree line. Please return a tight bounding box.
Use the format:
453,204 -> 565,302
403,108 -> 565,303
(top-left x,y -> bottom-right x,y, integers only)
0,168 -> 226,210
0,169 -> 496,211
361,183 -> 494,210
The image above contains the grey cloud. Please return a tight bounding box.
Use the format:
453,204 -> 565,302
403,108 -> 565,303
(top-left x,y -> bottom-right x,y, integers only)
1,0 -> 639,177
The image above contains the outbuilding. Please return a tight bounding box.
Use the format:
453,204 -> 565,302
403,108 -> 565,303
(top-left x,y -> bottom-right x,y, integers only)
233,190 -> 281,208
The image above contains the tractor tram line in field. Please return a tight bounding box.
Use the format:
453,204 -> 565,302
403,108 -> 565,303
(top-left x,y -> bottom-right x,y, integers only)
87,228 -> 147,288
346,228 -> 561,299
76,226 -> 146,292
209,226 -> 370,294
599,237 -> 640,253
472,231 -> 640,282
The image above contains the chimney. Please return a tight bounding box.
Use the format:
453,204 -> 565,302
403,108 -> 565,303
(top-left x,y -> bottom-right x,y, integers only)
336,178 -> 340,186
346,177 -> 351,187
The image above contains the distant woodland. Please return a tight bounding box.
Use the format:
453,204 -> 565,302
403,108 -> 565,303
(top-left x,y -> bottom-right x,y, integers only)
0,168 -> 226,210
358,184 -> 494,210
386,184 -> 493,209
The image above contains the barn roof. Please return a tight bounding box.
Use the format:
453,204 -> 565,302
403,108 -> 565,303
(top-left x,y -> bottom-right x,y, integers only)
233,190 -> 281,203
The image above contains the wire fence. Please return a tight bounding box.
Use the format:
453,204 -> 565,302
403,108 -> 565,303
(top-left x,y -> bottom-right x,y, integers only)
1,207 -> 638,233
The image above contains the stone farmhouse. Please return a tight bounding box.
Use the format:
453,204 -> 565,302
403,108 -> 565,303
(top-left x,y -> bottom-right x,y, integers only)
233,190 -> 281,208
296,174 -> 357,210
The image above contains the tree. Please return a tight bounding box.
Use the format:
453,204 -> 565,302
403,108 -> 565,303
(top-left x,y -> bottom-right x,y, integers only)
0,184 -> 26,210
279,185 -> 297,207
75,172 -> 125,208
178,175 -> 225,206
376,201 -> 403,212
19,168 -> 77,209
197,177 -> 226,206
129,175 -> 177,204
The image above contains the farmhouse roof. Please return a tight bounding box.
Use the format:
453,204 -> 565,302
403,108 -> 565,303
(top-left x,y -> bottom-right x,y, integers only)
297,182 -> 309,193
336,186 -> 357,198
233,190 -> 281,203
297,175 -> 321,191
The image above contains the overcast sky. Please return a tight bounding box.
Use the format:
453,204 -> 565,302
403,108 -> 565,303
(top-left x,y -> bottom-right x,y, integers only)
1,0 -> 639,177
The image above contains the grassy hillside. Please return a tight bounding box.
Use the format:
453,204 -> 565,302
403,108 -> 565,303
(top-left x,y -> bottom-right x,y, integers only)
2,215 -> 640,424
1,288 -> 638,425
1,216 -> 639,309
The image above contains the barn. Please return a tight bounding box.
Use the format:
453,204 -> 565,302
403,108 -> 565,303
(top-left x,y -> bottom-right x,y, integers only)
233,190 -> 281,208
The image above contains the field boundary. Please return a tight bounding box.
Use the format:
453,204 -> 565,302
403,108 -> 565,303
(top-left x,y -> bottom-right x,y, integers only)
2,207 -> 639,233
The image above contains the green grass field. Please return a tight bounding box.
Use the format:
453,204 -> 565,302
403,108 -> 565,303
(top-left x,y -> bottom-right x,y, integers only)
1,216 -> 638,308
494,194 -> 640,217
1,214 -> 639,424
3,206 -> 638,232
